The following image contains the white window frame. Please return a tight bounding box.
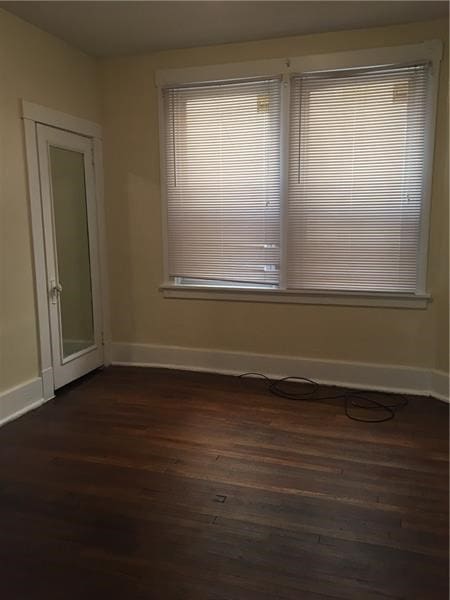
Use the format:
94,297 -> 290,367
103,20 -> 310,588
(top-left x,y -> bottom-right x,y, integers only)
156,41 -> 442,309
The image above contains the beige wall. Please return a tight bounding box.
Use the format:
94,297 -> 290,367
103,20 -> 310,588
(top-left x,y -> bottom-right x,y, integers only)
100,18 -> 449,373
0,9 -> 101,392
0,11 -> 447,395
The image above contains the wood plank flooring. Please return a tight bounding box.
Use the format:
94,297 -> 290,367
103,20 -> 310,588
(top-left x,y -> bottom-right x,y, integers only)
0,366 -> 448,599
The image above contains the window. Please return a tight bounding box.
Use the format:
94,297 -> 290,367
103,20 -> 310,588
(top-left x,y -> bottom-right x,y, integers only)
159,44 -> 440,305
163,79 -> 281,288
288,65 -> 428,292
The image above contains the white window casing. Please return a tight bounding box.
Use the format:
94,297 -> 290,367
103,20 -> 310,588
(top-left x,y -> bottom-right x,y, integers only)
156,41 -> 442,308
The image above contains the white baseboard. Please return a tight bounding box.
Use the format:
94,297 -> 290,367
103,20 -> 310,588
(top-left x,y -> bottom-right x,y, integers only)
430,370 -> 450,402
112,342 -> 449,402
0,377 -> 46,427
0,348 -> 446,431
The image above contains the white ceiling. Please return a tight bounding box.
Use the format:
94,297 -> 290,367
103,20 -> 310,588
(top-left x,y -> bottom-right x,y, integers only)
1,1 -> 448,58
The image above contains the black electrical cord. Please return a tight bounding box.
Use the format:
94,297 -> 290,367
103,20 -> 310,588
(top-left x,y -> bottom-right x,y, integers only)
238,373 -> 408,423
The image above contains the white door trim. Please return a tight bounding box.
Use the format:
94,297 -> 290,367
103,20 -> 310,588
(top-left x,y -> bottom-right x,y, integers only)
22,101 -> 111,400
22,101 -> 102,139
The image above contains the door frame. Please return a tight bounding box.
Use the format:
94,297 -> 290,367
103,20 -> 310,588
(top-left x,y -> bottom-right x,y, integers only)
22,101 -> 111,401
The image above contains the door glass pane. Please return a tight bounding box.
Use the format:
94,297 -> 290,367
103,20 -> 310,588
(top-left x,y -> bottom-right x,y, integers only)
49,146 -> 94,359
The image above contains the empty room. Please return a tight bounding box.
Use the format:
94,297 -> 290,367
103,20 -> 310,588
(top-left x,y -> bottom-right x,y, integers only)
0,1 -> 448,598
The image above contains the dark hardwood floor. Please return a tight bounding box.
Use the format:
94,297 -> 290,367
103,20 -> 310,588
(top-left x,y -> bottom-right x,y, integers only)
0,366 -> 448,599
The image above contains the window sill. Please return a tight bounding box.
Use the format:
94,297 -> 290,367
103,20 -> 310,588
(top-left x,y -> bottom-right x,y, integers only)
160,284 -> 431,309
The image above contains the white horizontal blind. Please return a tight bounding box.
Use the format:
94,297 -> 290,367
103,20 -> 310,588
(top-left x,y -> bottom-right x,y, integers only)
163,79 -> 281,286
288,64 -> 429,292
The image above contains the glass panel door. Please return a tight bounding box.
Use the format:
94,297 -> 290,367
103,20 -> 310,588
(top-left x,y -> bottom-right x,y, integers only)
37,124 -> 103,390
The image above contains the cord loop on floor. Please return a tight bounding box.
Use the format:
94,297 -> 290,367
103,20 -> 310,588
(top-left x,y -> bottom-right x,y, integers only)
238,373 -> 408,423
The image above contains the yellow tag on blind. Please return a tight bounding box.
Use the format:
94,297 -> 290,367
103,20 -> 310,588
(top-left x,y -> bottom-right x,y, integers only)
392,82 -> 408,103
257,95 -> 269,113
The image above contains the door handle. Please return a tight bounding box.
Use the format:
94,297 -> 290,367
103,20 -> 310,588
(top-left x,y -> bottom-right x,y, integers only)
49,280 -> 63,304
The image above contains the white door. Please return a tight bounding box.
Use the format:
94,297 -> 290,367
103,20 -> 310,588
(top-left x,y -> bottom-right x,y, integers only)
37,124 -> 103,389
